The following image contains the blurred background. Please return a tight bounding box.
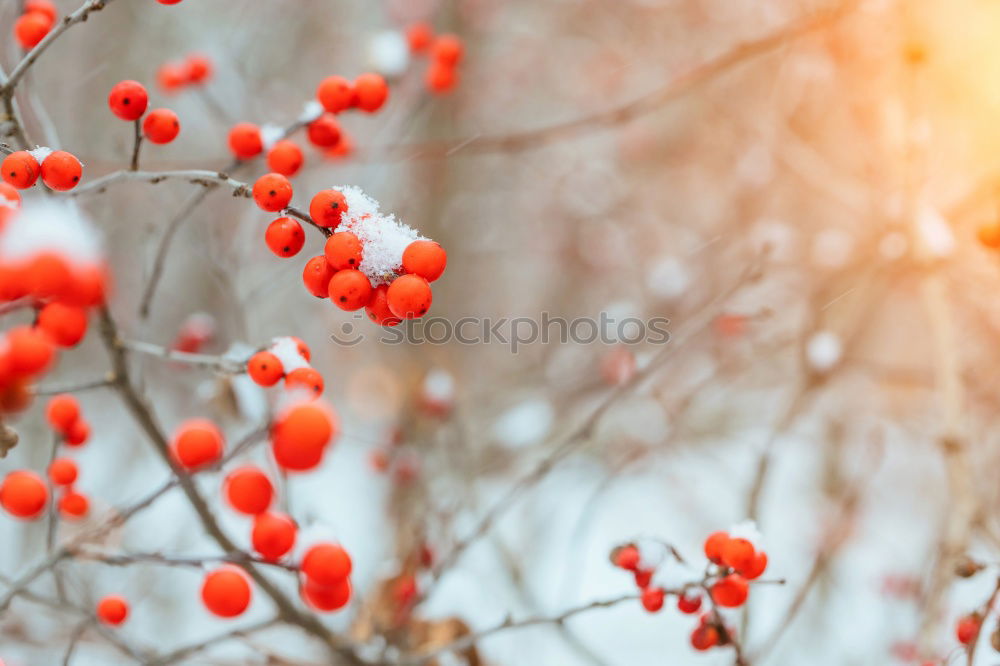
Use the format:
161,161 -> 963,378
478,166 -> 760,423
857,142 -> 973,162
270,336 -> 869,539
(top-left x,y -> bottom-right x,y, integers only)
6,0 -> 1000,663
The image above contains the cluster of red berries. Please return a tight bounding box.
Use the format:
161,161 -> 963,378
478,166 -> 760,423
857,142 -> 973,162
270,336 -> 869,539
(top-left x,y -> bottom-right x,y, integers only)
157,53 -> 212,94
2,148 -> 83,192
246,336 -> 324,396
108,80 -> 181,145
13,0 -> 57,50
405,24 -> 464,94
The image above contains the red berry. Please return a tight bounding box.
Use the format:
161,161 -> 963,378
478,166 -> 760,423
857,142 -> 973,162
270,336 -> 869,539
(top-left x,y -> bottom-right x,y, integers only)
426,61 -> 458,94
957,615 -> 981,645
41,151 -> 83,191
690,623 -> 720,651
301,577 -> 351,612
0,470 -> 47,519
108,80 -> 149,121
223,466 -> 273,515
45,394 -> 80,433
634,569 -> 653,588
36,302 -> 88,347
247,350 -> 284,386
324,231 -> 363,270
301,542 -> 352,585
402,240 -> 446,282
96,595 -> 129,625
365,284 -> 401,327
309,189 -> 348,228
47,458 -> 78,486
703,531 -> 729,564
264,217 -> 305,258
302,255 -> 335,299
386,274 -> 432,319
316,76 -> 354,114
284,367 -> 324,397
406,22 -> 434,52
157,62 -> 187,92
24,0 -> 57,23
271,402 -> 338,471
201,567 -> 252,618
14,12 -> 52,50
2,151 -> 40,189
185,53 -> 212,83
252,173 -> 293,212
306,113 -> 341,148
251,511 -> 296,561
58,490 -> 89,519
7,325 -> 55,375
290,337 -> 311,361
228,122 -> 263,159
64,419 -> 90,447
677,592 -> 702,614
431,34 -> 464,66
0,182 -> 21,209
641,587 -> 665,612
328,269 -> 372,311
171,419 -> 224,470
710,574 -> 749,608
721,537 -> 756,572
266,140 -> 303,177
352,73 -> 388,113
142,108 -> 180,144
741,552 -> 768,580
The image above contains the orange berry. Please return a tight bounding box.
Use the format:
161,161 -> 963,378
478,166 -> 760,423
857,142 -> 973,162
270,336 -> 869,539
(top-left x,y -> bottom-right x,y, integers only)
352,73 -> 389,113
613,544 -> 640,571
641,587 -> 665,612
264,217 -> 305,258
252,173 -> 293,212
14,11 -> 52,50
24,0 -> 58,23
223,465 -> 273,515
0,182 -> 21,209
703,531 -> 729,564
228,122 -> 263,159
431,34 -> 464,66
290,337 -> 311,361
306,113 -> 341,148
285,367 -> 324,396
386,274 -> 432,319
108,80 -> 149,121
7,325 -> 55,376
324,231 -> 363,270
0,470 -> 47,519
301,577 -> 351,612
251,511 -> 296,561
266,139 -> 303,177
957,614 -> 981,645
62,263 -> 110,307
721,537 -> 756,572
316,75 -> 354,114
426,61 -> 458,94
978,223 -> 1000,249
365,284 -> 401,327
309,189 -> 348,228
328,269 -> 372,311
47,458 -> 78,486
96,595 -> 129,625
45,394 -> 80,433
184,53 -> 212,83
2,151 -> 40,189
25,252 -> 71,299
301,542 -> 352,585
142,108 -> 180,144
0,379 -> 32,413
402,240 -> 446,282
58,489 -> 89,519
741,552 -> 768,580
406,22 -> 434,52
246,350 -> 283,386
271,401 -> 337,471
710,574 -> 749,607
156,62 -> 187,93
201,567 -> 252,618
41,151 -> 82,191
64,419 -> 90,447
171,419 -> 224,470
302,255 -> 335,299
36,302 -> 88,347
690,623 -> 720,651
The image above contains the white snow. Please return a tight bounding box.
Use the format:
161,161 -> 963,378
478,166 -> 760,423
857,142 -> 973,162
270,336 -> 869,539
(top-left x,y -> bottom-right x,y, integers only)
0,199 -> 103,267
367,30 -> 411,78
269,336 -> 310,374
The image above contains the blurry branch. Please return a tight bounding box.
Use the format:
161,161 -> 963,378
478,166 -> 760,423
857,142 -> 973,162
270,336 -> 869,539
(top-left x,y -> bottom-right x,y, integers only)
68,169 -> 252,198
74,549 -> 298,572
965,576 -> 1000,666
96,304 -> 368,665
122,338 -> 247,373
0,0 -> 118,94
401,593 -> 642,665
129,118 -> 142,171
146,617 -> 280,666
425,258 -> 766,596
33,373 -> 116,396
377,0 -> 860,160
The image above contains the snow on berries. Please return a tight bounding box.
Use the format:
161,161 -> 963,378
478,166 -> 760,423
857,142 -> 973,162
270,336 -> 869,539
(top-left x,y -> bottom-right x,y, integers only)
246,335 -> 325,395
2,148 -> 84,192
